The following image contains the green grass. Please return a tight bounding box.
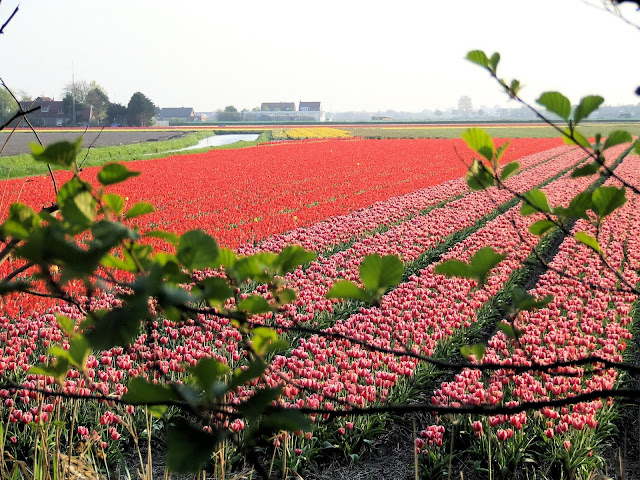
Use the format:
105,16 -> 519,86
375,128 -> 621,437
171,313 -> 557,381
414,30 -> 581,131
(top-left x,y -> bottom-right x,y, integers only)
0,130 -> 272,180
346,123 -> 640,139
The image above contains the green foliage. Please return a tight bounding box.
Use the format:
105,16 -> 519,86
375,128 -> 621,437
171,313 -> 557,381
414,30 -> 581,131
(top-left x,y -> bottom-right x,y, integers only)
435,246 -> 506,287
30,137 -> 82,170
537,92 -> 571,122
126,91 -> 156,127
0,136 -> 328,473
327,253 -> 404,305
97,163 -> 140,185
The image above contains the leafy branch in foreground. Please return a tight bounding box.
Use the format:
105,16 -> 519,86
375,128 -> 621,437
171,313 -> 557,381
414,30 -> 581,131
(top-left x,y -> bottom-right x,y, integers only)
435,50 -> 640,360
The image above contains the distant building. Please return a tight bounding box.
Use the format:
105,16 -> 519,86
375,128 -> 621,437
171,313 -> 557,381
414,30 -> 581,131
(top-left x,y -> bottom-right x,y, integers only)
261,102 -> 296,112
19,97 -> 67,127
242,101 -> 325,122
157,107 -> 196,123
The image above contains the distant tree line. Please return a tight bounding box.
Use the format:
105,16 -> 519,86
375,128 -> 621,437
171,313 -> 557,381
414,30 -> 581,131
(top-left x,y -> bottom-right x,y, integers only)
61,81 -> 156,127
0,80 -> 157,127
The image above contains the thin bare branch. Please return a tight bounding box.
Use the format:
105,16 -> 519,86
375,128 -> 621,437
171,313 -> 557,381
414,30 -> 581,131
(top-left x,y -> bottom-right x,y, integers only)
0,4 -> 17,34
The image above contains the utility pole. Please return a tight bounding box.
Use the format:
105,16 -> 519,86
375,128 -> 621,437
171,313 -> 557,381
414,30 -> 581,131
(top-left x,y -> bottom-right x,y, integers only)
72,61 -> 76,126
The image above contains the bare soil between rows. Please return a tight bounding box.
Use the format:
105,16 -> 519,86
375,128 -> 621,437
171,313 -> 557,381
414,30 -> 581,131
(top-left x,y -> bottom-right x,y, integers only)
0,129 -> 198,156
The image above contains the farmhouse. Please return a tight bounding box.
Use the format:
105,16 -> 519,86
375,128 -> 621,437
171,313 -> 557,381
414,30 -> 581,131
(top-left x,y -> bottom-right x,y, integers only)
19,96 -> 67,127
157,107 -> 196,123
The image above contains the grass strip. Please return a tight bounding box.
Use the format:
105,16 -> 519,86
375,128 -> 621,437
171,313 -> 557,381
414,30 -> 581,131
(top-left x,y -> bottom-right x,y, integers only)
0,131 -> 272,179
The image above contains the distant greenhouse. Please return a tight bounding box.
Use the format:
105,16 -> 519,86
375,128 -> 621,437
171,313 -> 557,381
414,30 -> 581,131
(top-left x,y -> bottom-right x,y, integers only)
242,101 -> 325,122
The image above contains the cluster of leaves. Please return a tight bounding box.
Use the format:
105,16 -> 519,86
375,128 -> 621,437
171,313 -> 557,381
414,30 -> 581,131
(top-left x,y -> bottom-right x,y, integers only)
0,136 -> 411,472
436,50 -> 640,360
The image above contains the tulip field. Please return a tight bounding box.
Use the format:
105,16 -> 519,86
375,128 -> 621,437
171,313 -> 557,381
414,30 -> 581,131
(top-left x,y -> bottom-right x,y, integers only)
1,134 -> 639,478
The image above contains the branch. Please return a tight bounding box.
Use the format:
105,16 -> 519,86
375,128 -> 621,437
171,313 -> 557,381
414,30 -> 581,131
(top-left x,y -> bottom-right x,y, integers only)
0,5 -> 17,34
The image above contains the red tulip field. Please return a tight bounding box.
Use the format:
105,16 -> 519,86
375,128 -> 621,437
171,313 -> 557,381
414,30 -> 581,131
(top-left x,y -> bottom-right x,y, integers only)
1,135 -> 639,478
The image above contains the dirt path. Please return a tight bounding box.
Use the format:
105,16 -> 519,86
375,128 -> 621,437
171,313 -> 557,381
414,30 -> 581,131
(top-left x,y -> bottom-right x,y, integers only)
0,129 -> 197,156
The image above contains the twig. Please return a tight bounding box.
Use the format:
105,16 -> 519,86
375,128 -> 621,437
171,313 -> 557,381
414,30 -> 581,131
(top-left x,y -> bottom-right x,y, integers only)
0,5 -> 17,34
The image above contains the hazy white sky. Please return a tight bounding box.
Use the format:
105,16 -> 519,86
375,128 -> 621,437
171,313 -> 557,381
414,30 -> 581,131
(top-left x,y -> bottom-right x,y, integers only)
2,0 -> 639,112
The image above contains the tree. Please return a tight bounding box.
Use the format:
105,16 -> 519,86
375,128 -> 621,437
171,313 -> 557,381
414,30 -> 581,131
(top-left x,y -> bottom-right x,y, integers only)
85,83 -> 109,124
216,105 -> 241,121
126,91 -> 155,127
106,102 -> 127,126
62,79 -> 90,104
62,92 -> 86,125
457,95 -> 473,114
0,87 -> 17,124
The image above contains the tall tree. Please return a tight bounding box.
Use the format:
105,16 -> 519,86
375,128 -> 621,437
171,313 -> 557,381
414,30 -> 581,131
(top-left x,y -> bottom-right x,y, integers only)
126,92 -> 155,127
62,80 -> 90,104
0,87 -> 18,124
85,84 -> 109,124
217,105 -> 241,121
106,102 -> 127,126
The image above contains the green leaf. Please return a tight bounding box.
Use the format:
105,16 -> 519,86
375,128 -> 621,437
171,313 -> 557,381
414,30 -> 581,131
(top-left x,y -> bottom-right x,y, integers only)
145,229 -> 179,244
573,95 -> 604,125
537,92 -> 571,122
195,277 -> 233,306
251,327 -> 279,356
30,138 -> 82,171
277,288 -> 297,304
237,295 -> 271,314
124,202 -> 155,219
55,314 -> 75,336
461,343 -> 485,361
189,357 -> 229,393
176,230 -> 219,270
462,128 -> 495,162
466,50 -> 490,68
520,189 -> 551,215
509,79 -> 521,98
102,193 -> 125,216
2,203 -> 38,239
571,162 -> 600,178
603,130 -> 632,150
500,161 -> 519,181
277,245 -> 316,274
468,247 -> 507,286
228,252 -> 278,284
358,254 -> 404,292
101,252 -> 137,272
488,52 -> 500,72
84,307 -> 144,350
326,280 -> 370,302
97,163 -> 140,186
229,359 -> 267,390
529,220 -> 556,236
436,247 -> 506,286
575,232 -> 601,253
68,336 -> 90,368
562,128 -> 591,148
121,377 -> 181,405
434,259 -> 470,279
465,159 -> 495,191
511,287 -> 553,311
166,423 -> 223,473
497,322 -> 520,339
29,357 -> 70,382
635,141 -> 640,155
495,141 -> 510,163
553,190 -> 594,221
592,186 -> 626,219
238,387 -> 282,420
56,177 -> 96,232
215,248 -> 237,268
